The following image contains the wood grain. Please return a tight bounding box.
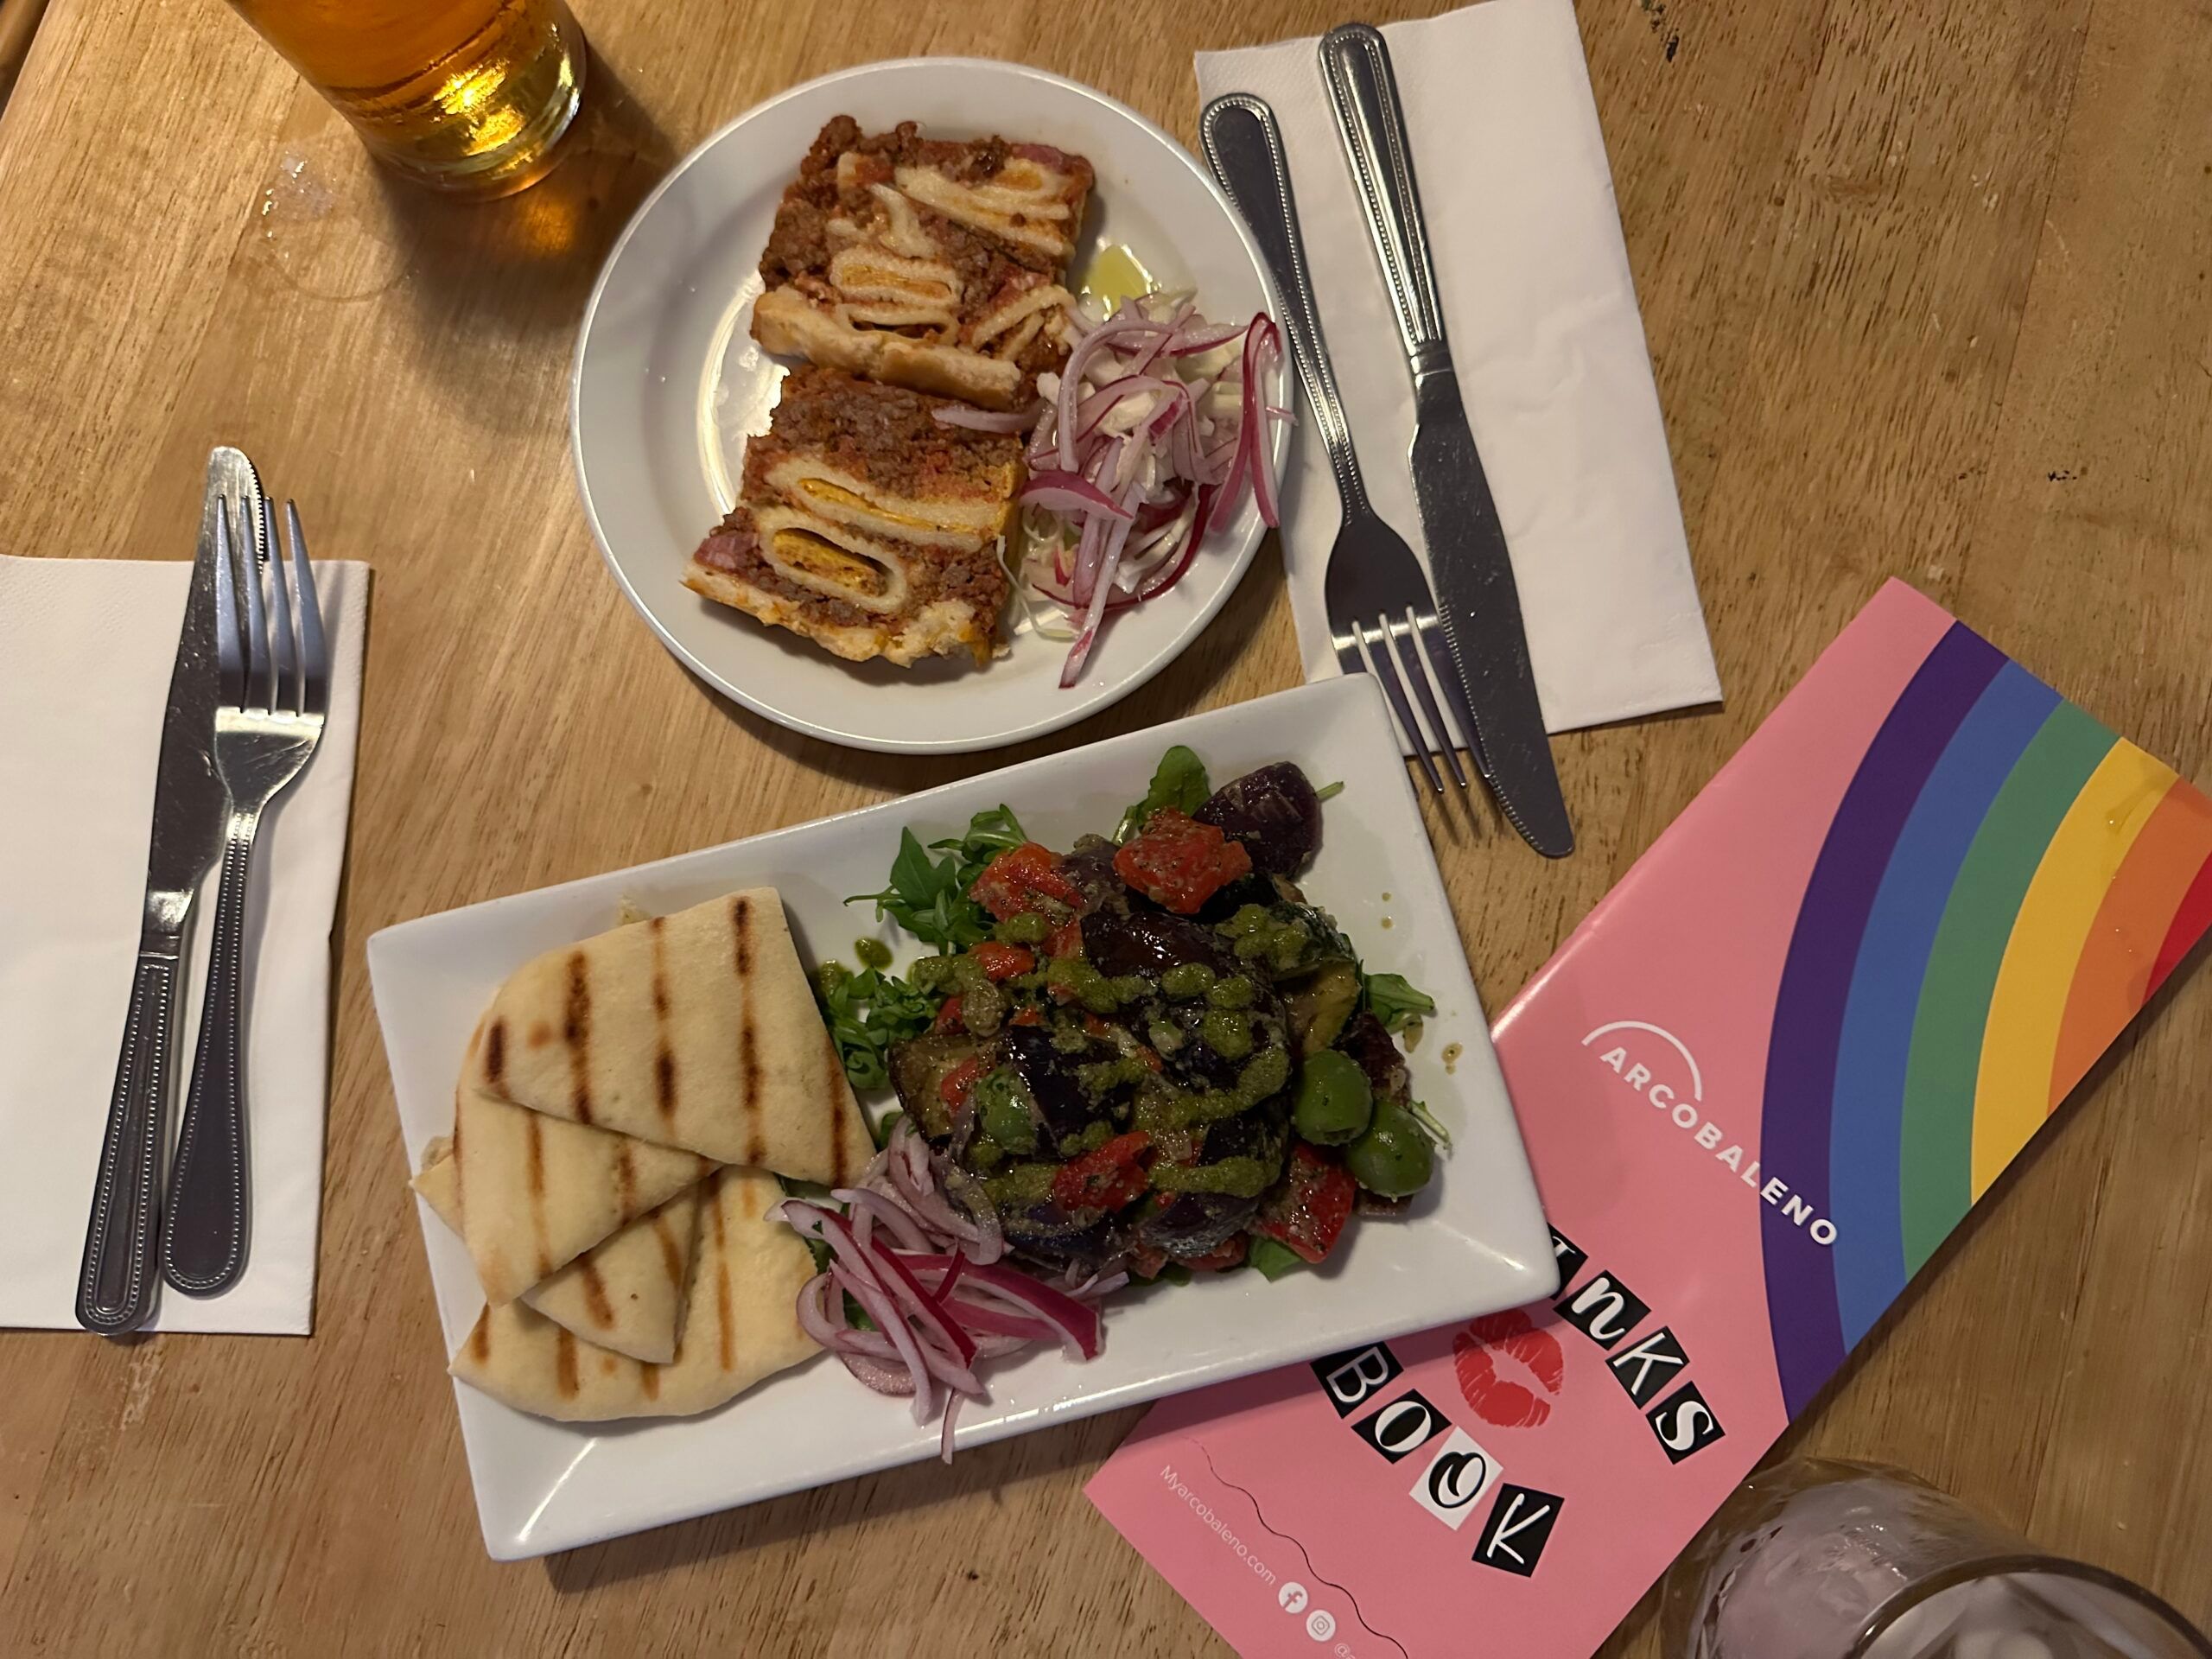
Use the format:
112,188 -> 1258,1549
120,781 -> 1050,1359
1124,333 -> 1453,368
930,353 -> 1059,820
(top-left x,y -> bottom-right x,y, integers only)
3,0 -> 2210,1653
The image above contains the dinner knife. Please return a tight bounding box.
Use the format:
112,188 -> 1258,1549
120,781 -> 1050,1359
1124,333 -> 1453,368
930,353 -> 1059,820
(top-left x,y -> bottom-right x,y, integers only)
75,448 -> 259,1333
1318,22 -> 1575,859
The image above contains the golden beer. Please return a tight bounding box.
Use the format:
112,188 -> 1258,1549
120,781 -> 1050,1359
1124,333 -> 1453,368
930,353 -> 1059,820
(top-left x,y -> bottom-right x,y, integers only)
229,0 -> 586,196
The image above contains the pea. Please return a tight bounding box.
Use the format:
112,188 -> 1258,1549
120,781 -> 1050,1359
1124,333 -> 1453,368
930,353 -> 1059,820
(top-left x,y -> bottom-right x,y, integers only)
1161,962 -> 1217,1000
1200,1009 -> 1254,1059
975,1067 -> 1037,1154
1293,1050 -> 1374,1146
996,912 -> 1051,945
1205,975 -> 1255,1010
1344,1101 -> 1434,1197
854,937 -> 893,970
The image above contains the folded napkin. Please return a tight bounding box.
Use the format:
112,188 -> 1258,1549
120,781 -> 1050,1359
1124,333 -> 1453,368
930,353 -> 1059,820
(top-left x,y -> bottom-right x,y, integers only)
1197,0 -> 1722,736
0,554 -> 368,1333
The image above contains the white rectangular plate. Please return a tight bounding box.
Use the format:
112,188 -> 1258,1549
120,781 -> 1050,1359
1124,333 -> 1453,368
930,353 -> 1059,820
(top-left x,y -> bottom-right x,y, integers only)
367,677 -> 1557,1560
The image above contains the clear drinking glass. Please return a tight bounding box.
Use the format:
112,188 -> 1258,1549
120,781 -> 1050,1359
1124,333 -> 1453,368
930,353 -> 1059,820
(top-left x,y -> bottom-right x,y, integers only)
226,0 -> 587,197
1667,1459 -> 2211,1659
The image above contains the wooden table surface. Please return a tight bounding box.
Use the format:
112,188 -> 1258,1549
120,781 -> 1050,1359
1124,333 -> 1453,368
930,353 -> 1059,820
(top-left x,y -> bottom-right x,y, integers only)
5,0 -> 2211,1653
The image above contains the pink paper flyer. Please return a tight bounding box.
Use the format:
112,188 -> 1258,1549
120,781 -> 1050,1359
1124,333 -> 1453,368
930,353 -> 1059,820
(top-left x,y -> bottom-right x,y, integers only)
1088,582 -> 2212,1658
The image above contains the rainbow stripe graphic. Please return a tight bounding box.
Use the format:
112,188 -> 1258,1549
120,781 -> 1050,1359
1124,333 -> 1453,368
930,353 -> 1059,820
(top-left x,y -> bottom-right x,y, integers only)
1759,622 -> 2212,1414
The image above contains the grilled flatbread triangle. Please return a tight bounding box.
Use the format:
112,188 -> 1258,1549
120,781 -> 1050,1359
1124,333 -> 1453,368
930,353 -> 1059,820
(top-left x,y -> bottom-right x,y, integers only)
413,1140 -> 703,1367
467,889 -> 874,1184
448,1166 -> 817,1421
451,1050 -> 714,1306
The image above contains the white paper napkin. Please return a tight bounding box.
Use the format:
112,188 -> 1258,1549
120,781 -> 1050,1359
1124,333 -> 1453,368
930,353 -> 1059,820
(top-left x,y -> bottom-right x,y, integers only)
0,554 -> 368,1333
1197,0 -> 1722,736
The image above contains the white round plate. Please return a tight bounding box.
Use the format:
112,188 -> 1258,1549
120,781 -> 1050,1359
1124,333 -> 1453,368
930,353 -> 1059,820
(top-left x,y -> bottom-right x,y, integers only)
571,59 -> 1286,754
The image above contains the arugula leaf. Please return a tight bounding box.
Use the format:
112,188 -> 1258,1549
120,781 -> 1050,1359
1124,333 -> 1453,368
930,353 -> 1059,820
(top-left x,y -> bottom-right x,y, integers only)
1247,1235 -> 1307,1281
931,804 -> 1027,881
812,960 -> 943,1092
1363,970 -> 1437,1035
1114,745 -> 1211,841
846,828 -> 990,952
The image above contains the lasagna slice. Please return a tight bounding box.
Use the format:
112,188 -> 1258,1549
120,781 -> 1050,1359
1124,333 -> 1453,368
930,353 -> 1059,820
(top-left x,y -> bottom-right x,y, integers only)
684,367 -> 1020,667
752,117 -> 1095,410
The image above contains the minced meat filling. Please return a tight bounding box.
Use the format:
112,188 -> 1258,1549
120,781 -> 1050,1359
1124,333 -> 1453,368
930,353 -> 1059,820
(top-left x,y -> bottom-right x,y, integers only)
760,117 -> 1089,288
743,368 -> 1021,503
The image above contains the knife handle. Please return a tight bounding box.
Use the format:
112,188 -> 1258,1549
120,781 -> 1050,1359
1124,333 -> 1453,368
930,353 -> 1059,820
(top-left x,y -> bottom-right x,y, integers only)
1319,22 -> 1452,379
1200,93 -> 1371,520
77,931 -> 186,1333
162,808 -> 258,1297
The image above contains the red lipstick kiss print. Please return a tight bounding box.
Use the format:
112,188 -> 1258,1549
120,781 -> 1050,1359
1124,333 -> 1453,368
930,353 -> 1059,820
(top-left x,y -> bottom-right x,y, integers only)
1454,1308 -> 1567,1429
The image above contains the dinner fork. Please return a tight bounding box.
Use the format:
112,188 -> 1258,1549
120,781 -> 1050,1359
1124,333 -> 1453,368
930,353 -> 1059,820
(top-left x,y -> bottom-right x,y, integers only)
1199,93 -> 1483,796
159,498 -> 327,1296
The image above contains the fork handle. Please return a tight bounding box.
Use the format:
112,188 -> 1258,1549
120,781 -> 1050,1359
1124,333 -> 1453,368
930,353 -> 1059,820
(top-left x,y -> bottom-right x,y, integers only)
1319,23 -> 1453,381
76,925 -> 188,1332
1200,93 -> 1372,521
160,806 -> 261,1296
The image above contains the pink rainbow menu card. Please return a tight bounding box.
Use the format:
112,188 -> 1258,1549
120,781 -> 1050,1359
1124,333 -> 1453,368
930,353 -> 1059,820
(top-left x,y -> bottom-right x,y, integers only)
1089,581 -> 2212,1658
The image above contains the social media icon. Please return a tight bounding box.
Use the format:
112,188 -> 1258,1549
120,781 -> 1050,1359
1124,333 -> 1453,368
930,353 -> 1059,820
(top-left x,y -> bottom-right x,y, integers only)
1306,1610 -> 1337,1642
1277,1582 -> 1309,1614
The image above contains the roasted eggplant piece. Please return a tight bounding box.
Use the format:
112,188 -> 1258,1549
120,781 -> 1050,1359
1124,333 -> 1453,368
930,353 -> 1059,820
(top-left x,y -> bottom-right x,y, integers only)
1001,1022 -> 1128,1144
1195,762 -> 1323,876
889,1032 -> 981,1141
1287,959 -> 1363,1056
1082,907 -> 1239,981
1336,1010 -> 1412,1105
1135,1101 -> 1288,1259
1059,833 -> 1128,918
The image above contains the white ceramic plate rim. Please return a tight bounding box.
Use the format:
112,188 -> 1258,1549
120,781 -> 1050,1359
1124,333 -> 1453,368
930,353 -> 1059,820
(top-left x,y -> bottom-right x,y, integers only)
569,57 -> 1289,755
368,677 -> 1556,1558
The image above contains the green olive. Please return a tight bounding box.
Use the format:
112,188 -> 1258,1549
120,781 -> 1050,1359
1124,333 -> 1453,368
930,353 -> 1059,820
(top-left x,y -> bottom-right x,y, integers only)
1344,1101 -> 1434,1197
1293,1050 -> 1374,1146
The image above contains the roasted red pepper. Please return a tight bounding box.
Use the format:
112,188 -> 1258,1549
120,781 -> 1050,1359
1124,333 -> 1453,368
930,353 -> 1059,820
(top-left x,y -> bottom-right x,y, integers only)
971,941 -> 1035,981
971,842 -> 1081,921
938,1055 -> 982,1109
932,995 -> 965,1034
1112,809 -> 1252,914
1184,1235 -> 1249,1273
1009,1006 -> 1046,1027
1047,918 -> 1084,960
1253,1143 -> 1357,1263
1051,1131 -> 1153,1214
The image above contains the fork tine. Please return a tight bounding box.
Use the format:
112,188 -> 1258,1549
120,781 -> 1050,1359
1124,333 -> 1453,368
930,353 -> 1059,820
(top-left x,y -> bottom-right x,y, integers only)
1362,621 -> 1446,794
265,499 -> 297,715
286,502 -> 328,718
1415,615 -> 1491,783
1392,610 -> 1469,789
213,501 -> 243,708
240,495 -> 269,712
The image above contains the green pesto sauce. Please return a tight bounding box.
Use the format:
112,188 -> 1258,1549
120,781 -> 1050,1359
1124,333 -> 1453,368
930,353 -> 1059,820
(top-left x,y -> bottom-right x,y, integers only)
1161,962 -> 1216,1000
854,937 -> 893,971
1148,1154 -> 1274,1198
983,1163 -> 1061,1207
995,912 -> 1051,945
1206,975 -> 1256,1010
1200,1009 -> 1254,1059
1058,1121 -> 1112,1157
